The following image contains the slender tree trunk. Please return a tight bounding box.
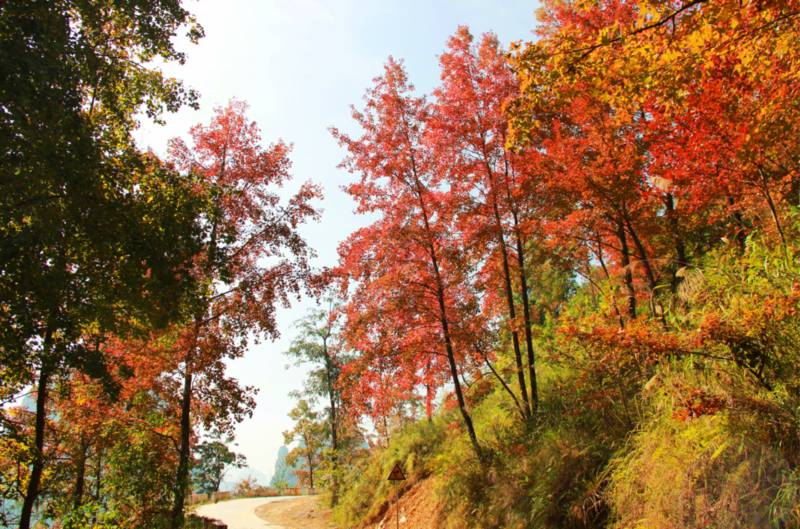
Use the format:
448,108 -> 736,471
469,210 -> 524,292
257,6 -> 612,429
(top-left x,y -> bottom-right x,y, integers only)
499,157 -> 539,415
759,172 -> 787,247
324,344 -> 339,506
489,189 -> 530,419
407,148 -> 482,462
73,436 -> 89,509
616,220 -> 637,320
623,215 -> 658,292
435,288 -> 483,461
19,331 -> 52,529
623,214 -> 666,325
512,217 -> 539,414
90,446 -> 103,525
170,354 -> 194,529
170,161 -> 223,527
425,382 -> 433,422
479,349 -> 526,421
324,346 -> 338,454
423,216 -> 483,459
596,242 -> 625,330
727,196 -> 747,255
304,434 -> 315,491
94,446 -> 103,500
665,192 -> 688,292
329,388 -> 338,452
19,366 -> 50,529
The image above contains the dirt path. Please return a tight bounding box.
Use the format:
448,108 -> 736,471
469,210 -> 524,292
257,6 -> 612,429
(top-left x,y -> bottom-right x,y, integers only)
255,496 -> 337,529
194,497 -> 291,529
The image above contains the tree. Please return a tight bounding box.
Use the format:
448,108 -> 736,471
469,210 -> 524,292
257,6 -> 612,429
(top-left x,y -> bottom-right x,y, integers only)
285,297 -> 357,503
286,299 -> 344,454
0,2 -> 206,527
430,26 -> 542,418
286,293 -> 362,505
165,99 -> 321,528
1,1 -> 208,524
283,400 -> 325,490
332,59 -> 485,461
192,441 -> 245,494
233,476 -> 259,496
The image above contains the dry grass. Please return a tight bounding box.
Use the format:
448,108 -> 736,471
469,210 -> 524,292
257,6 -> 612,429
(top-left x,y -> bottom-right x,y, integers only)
255,496 -> 338,529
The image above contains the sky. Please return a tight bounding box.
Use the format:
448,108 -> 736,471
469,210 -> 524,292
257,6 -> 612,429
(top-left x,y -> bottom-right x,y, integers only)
135,0 -> 540,484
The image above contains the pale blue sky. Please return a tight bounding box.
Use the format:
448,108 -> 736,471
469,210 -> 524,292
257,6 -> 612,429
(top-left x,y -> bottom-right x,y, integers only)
136,0 -> 540,483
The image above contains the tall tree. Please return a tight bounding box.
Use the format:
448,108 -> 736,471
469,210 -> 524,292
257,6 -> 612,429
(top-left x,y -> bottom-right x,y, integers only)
430,27 -> 541,416
0,3 -> 206,528
283,400 -> 325,491
333,59 -> 484,461
285,297 -> 349,504
165,100 -> 320,528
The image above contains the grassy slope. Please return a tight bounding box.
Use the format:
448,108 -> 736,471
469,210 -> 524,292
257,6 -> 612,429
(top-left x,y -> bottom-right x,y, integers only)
333,236 -> 800,529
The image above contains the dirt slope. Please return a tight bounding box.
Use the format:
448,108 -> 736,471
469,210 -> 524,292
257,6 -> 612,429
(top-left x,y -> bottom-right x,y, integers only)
255,495 -> 337,529
362,478 -> 440,529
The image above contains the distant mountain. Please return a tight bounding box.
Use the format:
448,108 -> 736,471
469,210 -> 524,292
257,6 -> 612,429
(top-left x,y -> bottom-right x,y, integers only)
269,445 -> 298,487
219,466 -> 271,492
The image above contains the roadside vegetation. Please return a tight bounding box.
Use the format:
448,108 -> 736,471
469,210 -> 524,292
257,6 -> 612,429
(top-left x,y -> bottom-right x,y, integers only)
285,1 -> 800,528
3,0 -> 800,528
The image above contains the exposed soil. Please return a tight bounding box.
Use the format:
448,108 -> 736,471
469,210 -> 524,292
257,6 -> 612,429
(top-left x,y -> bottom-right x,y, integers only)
255,495 -> 338,529
362,478 -> 440,529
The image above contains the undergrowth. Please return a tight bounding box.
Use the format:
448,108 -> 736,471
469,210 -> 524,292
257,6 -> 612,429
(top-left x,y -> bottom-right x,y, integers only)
333,236 -> 800,529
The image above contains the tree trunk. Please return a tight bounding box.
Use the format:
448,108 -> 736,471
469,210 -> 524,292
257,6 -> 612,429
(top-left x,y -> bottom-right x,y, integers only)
409,152 -> 482,463
479,348 -> 527,421
490,190 -> 530,419
324,344 -> 339,506
73,436 -> 89,509
616,220 -> 637,320
19,359 -> 51,529
727,196 -> 747,255
512,217 -> 539,414
170,357 -> 194,529
623,214 -> 666,325
499,156 -> 539,415
623,215 -> 658,293
665,192 -> 688,292
425,382 -> 433,422
170,168 -> 222,528
437,294 -> 483,461
305,436 -> 315,491
759,171 -> 787,247
597,243 -> 626,329
91,446 -> 103,525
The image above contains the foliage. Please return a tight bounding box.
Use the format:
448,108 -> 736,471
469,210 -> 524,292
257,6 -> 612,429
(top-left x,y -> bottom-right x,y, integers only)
233,476 -> 259,496
0,6 -> 320,528
192,441 -> 245,494
323,0 -> 800,525
283,400 -> 326,490
0,1 -> 208,527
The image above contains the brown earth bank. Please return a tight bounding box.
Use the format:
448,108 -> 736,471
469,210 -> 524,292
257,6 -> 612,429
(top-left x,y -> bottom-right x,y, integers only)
255,495 -> 338,529
362,478 -> 440,529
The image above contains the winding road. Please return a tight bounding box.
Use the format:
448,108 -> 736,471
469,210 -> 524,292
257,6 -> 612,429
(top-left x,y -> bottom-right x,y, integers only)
194,497 -> 291,529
